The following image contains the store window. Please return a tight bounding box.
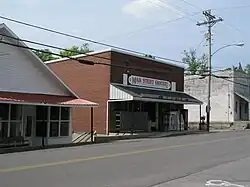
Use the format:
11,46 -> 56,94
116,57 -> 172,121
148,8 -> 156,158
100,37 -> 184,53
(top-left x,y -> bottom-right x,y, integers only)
0,103 -> 9,120
36,106 -> 48,137
0,104 -> 23,139
25,116 -> 32,137
50,122 -> 59,137
49,107 -> 70,137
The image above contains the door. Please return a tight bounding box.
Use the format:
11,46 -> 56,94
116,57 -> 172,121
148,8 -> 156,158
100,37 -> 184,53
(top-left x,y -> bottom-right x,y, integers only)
23,105 -> 36,146
169,111 -> 179,131
0,118 -> 8,140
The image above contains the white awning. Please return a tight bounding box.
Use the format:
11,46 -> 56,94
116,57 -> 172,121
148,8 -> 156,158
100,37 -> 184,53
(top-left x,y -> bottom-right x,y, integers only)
109,84 -> 202,105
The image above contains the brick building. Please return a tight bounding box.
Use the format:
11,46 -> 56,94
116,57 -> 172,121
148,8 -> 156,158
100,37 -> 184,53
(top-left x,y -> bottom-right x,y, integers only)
46,49 -> 202,134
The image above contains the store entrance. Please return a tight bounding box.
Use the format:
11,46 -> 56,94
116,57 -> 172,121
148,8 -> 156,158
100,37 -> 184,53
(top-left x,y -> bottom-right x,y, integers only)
143,102 -> 157,131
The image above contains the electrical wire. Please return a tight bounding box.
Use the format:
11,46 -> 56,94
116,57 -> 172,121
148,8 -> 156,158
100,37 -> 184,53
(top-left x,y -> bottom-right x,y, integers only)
212,4 -> 250,11
0,38 -> 191,74
194,37 -> 206,52
0,32 -> 114,62
99,12 -> 200,43
0,15 -> 184,64
0,32 -> 229,77
154,0 -> 199,22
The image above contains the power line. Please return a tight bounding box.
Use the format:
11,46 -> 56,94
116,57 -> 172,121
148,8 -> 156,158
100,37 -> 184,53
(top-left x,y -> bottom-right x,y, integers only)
177,0 -> 202,10
155,0 -> 199,22
0,15 -> 184,64
173,1 -> 243,40
0,31 -> 189,69
0,38 -> 192,74
194,37 -> 206,52
0,32 -> 114,62
99,12 -> 199,43
0,32 -> 228,76
212,4 -> 250,11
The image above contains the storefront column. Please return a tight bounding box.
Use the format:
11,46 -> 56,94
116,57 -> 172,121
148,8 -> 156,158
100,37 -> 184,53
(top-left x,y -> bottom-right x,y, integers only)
131,102 -> 134,134
179,109 -> 181,132
156,103 -> 159,131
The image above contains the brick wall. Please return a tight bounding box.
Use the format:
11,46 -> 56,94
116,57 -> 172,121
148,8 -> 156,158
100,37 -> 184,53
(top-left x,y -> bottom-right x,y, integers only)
110,51 -> 184,91
48,52 -> 111,134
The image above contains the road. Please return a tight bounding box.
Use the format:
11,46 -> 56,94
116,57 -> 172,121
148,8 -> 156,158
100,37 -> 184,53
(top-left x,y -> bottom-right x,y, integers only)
1,131 -> 250,187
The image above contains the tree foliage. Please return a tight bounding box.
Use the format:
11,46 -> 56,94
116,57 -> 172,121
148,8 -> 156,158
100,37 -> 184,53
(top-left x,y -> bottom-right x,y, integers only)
59,43 -> 93,57
34,43 -> 93,62
244,64 -> 250,74
182,48 -> 208,75
33,49 -> 58,62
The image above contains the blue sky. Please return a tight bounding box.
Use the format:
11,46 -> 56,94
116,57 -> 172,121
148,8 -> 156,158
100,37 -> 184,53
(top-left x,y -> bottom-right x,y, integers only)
1,0 -> 250,69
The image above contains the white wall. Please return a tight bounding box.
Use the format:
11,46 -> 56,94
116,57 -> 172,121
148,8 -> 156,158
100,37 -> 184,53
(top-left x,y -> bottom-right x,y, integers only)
0,34 -> 71,96
184,70 -> 234,123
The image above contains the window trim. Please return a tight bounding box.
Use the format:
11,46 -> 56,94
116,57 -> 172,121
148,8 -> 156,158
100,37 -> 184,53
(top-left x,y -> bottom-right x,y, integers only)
49,107 -> 70,138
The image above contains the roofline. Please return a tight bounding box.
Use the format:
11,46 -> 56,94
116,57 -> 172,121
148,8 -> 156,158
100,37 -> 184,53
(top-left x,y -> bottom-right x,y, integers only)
45,48 -> 185,69
0,23 -> 80,99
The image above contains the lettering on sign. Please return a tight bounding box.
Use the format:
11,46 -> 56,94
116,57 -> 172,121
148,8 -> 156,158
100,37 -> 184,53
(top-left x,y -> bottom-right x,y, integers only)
128,75 -> 172,90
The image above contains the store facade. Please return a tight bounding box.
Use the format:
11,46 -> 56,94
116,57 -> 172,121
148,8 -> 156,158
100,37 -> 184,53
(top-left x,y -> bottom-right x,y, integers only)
0,23 -> 97,148
47,49 -> 202,134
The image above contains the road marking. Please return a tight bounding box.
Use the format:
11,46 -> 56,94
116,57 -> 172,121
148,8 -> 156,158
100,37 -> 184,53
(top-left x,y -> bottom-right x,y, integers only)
205,180 -> 245,187
0,135 -> 248,173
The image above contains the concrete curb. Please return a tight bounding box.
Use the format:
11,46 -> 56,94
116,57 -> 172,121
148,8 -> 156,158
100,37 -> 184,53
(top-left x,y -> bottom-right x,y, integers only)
0,131 -> 209,155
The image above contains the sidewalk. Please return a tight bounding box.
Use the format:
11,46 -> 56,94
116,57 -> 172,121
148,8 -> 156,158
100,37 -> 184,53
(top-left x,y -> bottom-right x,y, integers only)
94,130 -> 207,143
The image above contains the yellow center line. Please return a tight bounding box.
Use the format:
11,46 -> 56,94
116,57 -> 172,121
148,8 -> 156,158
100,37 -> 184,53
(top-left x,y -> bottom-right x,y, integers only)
0,135 -> 248,173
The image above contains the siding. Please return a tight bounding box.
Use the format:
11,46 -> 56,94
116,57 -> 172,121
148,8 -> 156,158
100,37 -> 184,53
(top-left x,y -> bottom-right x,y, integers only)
0,38 -> 70,96
110,84 -> 133,100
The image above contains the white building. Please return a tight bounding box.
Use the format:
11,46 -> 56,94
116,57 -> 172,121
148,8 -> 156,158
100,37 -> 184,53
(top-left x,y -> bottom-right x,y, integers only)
184,69 -> 250,125
0,23 -> 97,148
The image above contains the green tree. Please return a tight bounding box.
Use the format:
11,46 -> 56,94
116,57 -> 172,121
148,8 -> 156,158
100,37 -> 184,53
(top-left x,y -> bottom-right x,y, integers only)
33,49 -> 58,62
182,49 -> 208,75
245,64 -> 250,74
59,43 -> 93,57
233,62 -> 245,73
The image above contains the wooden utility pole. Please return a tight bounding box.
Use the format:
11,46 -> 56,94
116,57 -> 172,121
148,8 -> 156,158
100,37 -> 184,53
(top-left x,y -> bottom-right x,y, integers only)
197,10 -> 223,132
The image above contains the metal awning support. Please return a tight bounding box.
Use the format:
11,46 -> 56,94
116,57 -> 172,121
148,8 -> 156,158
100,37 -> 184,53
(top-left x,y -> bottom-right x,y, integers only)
90,107 -> 94,143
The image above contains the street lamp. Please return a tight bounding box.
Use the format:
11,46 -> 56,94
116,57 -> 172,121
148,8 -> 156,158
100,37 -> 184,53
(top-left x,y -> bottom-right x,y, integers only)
206,42 -> 244,132
212,42 -> 244,57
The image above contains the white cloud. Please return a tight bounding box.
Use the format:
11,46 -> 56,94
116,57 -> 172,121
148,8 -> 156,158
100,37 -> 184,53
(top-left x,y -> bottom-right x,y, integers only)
122,0 -> 182,19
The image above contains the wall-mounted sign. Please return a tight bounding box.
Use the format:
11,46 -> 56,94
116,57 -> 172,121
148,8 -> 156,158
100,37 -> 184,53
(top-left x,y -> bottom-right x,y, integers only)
126,74 -> 174,90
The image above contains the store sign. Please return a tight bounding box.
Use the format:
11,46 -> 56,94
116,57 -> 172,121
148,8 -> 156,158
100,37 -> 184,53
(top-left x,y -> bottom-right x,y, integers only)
127,75 -> 172,90
140,93 -> 195,102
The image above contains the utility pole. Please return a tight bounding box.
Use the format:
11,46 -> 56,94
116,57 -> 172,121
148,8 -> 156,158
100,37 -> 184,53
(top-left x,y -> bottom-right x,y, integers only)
197,10 -> 223,132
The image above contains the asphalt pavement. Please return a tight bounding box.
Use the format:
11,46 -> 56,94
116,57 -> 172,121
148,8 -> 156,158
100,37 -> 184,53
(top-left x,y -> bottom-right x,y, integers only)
1,131 -> 250,187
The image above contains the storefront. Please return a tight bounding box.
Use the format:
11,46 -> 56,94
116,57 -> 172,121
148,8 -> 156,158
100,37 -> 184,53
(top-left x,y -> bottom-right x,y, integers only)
108,74 -> 202,133
47,48 -> 202,134
0,23 -> 97,148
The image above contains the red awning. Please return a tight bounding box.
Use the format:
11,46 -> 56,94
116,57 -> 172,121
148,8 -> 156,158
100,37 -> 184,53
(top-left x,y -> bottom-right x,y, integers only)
0,92 -> 98,107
